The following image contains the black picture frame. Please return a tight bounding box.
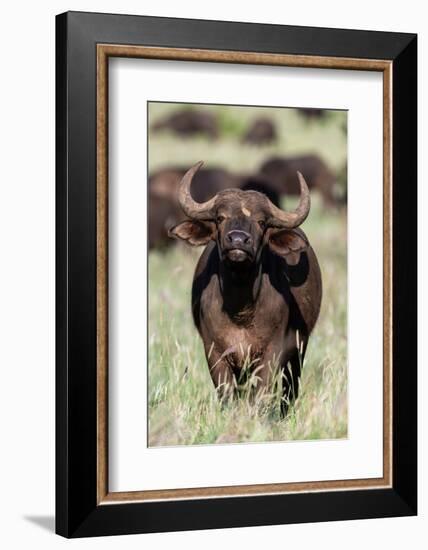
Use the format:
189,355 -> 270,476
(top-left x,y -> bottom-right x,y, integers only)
56,10 -> 417,538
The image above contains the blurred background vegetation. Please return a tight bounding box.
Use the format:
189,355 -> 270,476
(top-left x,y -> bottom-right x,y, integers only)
148,102 -> 347,176
147,101 -> 347,446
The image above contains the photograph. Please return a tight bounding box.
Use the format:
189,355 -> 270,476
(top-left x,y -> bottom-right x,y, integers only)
147,101 -> 348,447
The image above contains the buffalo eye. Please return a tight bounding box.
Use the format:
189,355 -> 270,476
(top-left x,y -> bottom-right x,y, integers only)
217,215 -> 225,224
258,220 -> 266,229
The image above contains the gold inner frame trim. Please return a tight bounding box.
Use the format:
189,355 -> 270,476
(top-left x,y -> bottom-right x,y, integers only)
96,43 -> 393,505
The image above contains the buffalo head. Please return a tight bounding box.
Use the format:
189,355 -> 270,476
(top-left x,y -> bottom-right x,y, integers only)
169,161 -> 310,267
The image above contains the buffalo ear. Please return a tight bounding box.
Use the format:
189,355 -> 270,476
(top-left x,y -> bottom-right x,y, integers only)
168,220 -> 215,246
268,229 -> 309,265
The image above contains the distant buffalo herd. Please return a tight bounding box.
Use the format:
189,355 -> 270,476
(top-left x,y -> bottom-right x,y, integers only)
151,107 -> 328,143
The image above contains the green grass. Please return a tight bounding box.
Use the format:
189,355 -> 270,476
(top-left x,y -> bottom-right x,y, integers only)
148,102 -> 347,446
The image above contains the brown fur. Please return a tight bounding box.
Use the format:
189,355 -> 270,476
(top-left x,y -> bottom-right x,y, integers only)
260,154 -> 337,208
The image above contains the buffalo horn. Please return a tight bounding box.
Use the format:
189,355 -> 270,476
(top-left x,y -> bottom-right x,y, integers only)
267,171 -> 310,228
177,161 -> 217,220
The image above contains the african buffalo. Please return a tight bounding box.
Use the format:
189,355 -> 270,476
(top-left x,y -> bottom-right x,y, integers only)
260,154 -> 337,207
148,193 -> 177,250
169,162 -> 322,413
151,110 -> 218,139
242,117 -> 277,145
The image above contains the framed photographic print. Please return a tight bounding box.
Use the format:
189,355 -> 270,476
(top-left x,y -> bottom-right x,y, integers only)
56,11 -> 417,538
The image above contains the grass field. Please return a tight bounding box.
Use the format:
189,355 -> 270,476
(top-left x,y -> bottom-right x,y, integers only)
148,102 -> 348,446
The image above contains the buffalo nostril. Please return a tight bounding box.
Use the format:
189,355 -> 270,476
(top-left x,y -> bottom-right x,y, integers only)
227,230 -> 252,246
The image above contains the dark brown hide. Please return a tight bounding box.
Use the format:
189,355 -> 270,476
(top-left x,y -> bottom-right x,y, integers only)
260,154 -> 337,207
148,194 -> 178,250
237,174 -> 281,207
